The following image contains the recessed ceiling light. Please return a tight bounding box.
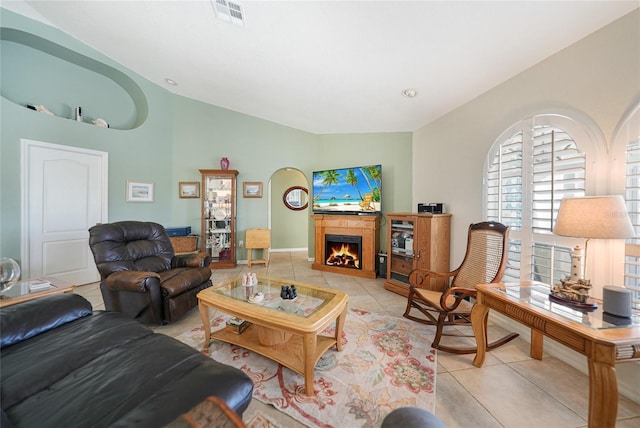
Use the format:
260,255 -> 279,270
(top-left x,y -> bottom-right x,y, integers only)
165,78 -> 178,86
402,88 -> 417,98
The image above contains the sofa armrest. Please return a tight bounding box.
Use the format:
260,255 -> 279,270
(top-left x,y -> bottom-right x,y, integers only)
172,252 -> 212,268
105,271 -> 161,292
0,293 -> 92,349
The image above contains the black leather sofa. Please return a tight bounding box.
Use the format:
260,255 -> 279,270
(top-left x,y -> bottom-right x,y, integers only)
0,294 -> 254,428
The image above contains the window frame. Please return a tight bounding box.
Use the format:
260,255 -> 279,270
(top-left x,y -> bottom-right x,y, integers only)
484,113 -> 606,285
613,102 -> 640,308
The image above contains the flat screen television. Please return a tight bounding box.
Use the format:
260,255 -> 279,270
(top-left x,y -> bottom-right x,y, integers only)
312,164 -> 382,215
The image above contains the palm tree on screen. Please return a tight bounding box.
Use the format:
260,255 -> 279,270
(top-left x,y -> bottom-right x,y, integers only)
313,170 -> 341,201
360,166 -> 382,201
345,169 -> 364,201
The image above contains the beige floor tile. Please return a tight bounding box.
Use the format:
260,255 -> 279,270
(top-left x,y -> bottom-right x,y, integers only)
437,348 -> 503,372
510,357 -> 640,420
74,281 -> 104,310
348,294 -> 387,313
435,372 -> 500,427
154,314 -> 202,338
616,416 -> 640,427
451,364 -> 586,427
261,267 -> 294,279
510,357 -> 589,418
291,273 -> 328,286
328,281 -> 369,296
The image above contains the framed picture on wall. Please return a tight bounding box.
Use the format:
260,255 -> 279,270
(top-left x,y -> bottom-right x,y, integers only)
179,181 -> 200,198
243,182 -> 262,198
126,181 -> 154,202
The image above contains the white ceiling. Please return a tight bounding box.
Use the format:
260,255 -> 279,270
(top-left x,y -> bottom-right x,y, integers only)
2,1 -> 638,134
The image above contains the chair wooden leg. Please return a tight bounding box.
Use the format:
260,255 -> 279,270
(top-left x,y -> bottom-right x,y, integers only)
430,312 -> 448,349
486,333 -> 520,351
434,332 -> 520,355
403,290 -> 416,318
403,296 -> 438,326
404,291 -> 519,355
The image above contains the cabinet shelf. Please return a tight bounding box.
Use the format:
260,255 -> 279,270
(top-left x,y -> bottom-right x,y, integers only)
384,213 -> 451,297
391,225 -> 414,230
391,249 -> 414,257
200,169 -> 238,268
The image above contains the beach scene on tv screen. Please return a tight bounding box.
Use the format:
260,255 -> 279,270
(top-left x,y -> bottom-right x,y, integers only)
312,165 -> 381,213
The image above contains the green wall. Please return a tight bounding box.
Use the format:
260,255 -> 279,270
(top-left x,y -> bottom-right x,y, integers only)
0,8 -> 412,262
270,168 -> 308,250
315,132 -> 414,249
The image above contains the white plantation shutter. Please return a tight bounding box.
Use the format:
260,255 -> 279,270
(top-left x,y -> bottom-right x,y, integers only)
531,242 -> 572,285
486,132 -> 523,283
503,238 -> 521,282
531,127 -> 586,234
624,139 -> 640,308
486,132 -> 523,232
485,115 -> 586,283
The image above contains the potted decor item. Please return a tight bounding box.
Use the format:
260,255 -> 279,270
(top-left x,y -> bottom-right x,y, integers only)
220,157 -> 230,170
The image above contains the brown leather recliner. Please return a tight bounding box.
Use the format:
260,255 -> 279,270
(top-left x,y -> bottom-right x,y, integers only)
88,221 -> 212,325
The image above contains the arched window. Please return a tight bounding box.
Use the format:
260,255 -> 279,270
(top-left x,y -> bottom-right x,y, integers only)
618,103 -> 640,308
485,114 -> 601,284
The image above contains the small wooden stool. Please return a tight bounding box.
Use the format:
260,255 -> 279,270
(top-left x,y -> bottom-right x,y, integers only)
246,228 -> 270,267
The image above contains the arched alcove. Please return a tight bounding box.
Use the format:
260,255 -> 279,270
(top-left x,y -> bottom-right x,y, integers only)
269,168 -> 309,251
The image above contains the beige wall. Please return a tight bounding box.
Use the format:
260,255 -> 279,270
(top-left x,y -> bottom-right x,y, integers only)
413,9 -> 639,266
412,9 -> 640,402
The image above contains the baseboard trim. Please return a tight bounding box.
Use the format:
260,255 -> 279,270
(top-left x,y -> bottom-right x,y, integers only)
238,248 -> 309,265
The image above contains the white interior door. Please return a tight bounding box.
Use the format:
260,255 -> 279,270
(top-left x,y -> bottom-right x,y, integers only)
22,139 -> 108,285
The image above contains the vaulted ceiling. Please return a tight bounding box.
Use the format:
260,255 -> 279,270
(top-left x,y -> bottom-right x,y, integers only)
3,1 -> 638,134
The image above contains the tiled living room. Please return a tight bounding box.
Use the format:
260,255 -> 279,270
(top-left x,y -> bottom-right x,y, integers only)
2,1 -> 640,427
73,251 -> 640,428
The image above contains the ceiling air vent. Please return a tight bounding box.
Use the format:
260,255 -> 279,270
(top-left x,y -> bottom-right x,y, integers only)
213,0 -> 245,27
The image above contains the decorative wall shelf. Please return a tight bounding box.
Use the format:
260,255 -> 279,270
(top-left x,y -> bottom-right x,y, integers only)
0,28 -> 148,130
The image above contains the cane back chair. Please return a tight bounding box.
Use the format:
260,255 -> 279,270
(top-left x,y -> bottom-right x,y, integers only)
403,221 -> 518,354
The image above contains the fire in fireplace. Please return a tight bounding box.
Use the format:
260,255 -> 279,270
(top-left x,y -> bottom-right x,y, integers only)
325,234 -> 362,269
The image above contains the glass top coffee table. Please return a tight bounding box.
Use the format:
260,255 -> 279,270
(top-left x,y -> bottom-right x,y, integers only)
197,275 -> 349,395
0,277 -> 75,308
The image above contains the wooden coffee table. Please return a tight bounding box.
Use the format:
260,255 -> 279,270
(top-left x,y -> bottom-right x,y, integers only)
0,276 -> 75,308
197,275 -> 348,395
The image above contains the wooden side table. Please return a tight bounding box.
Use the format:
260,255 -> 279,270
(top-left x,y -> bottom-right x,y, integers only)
246,228 -> 270,267
0,276 -> 75,308
471,282 -> 640,428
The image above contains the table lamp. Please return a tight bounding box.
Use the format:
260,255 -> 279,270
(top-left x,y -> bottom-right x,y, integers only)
554,195 -> 635,281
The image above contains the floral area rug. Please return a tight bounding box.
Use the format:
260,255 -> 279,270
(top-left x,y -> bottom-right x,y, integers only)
176,308 -> 437,428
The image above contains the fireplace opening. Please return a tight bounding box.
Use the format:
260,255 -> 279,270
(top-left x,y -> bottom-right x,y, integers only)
325,234 -> 362,269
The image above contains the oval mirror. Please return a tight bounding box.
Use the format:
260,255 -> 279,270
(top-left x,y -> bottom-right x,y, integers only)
283,186 -> 308,211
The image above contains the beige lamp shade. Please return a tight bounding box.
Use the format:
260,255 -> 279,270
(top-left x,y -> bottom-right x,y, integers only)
554,195 -> 635,239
